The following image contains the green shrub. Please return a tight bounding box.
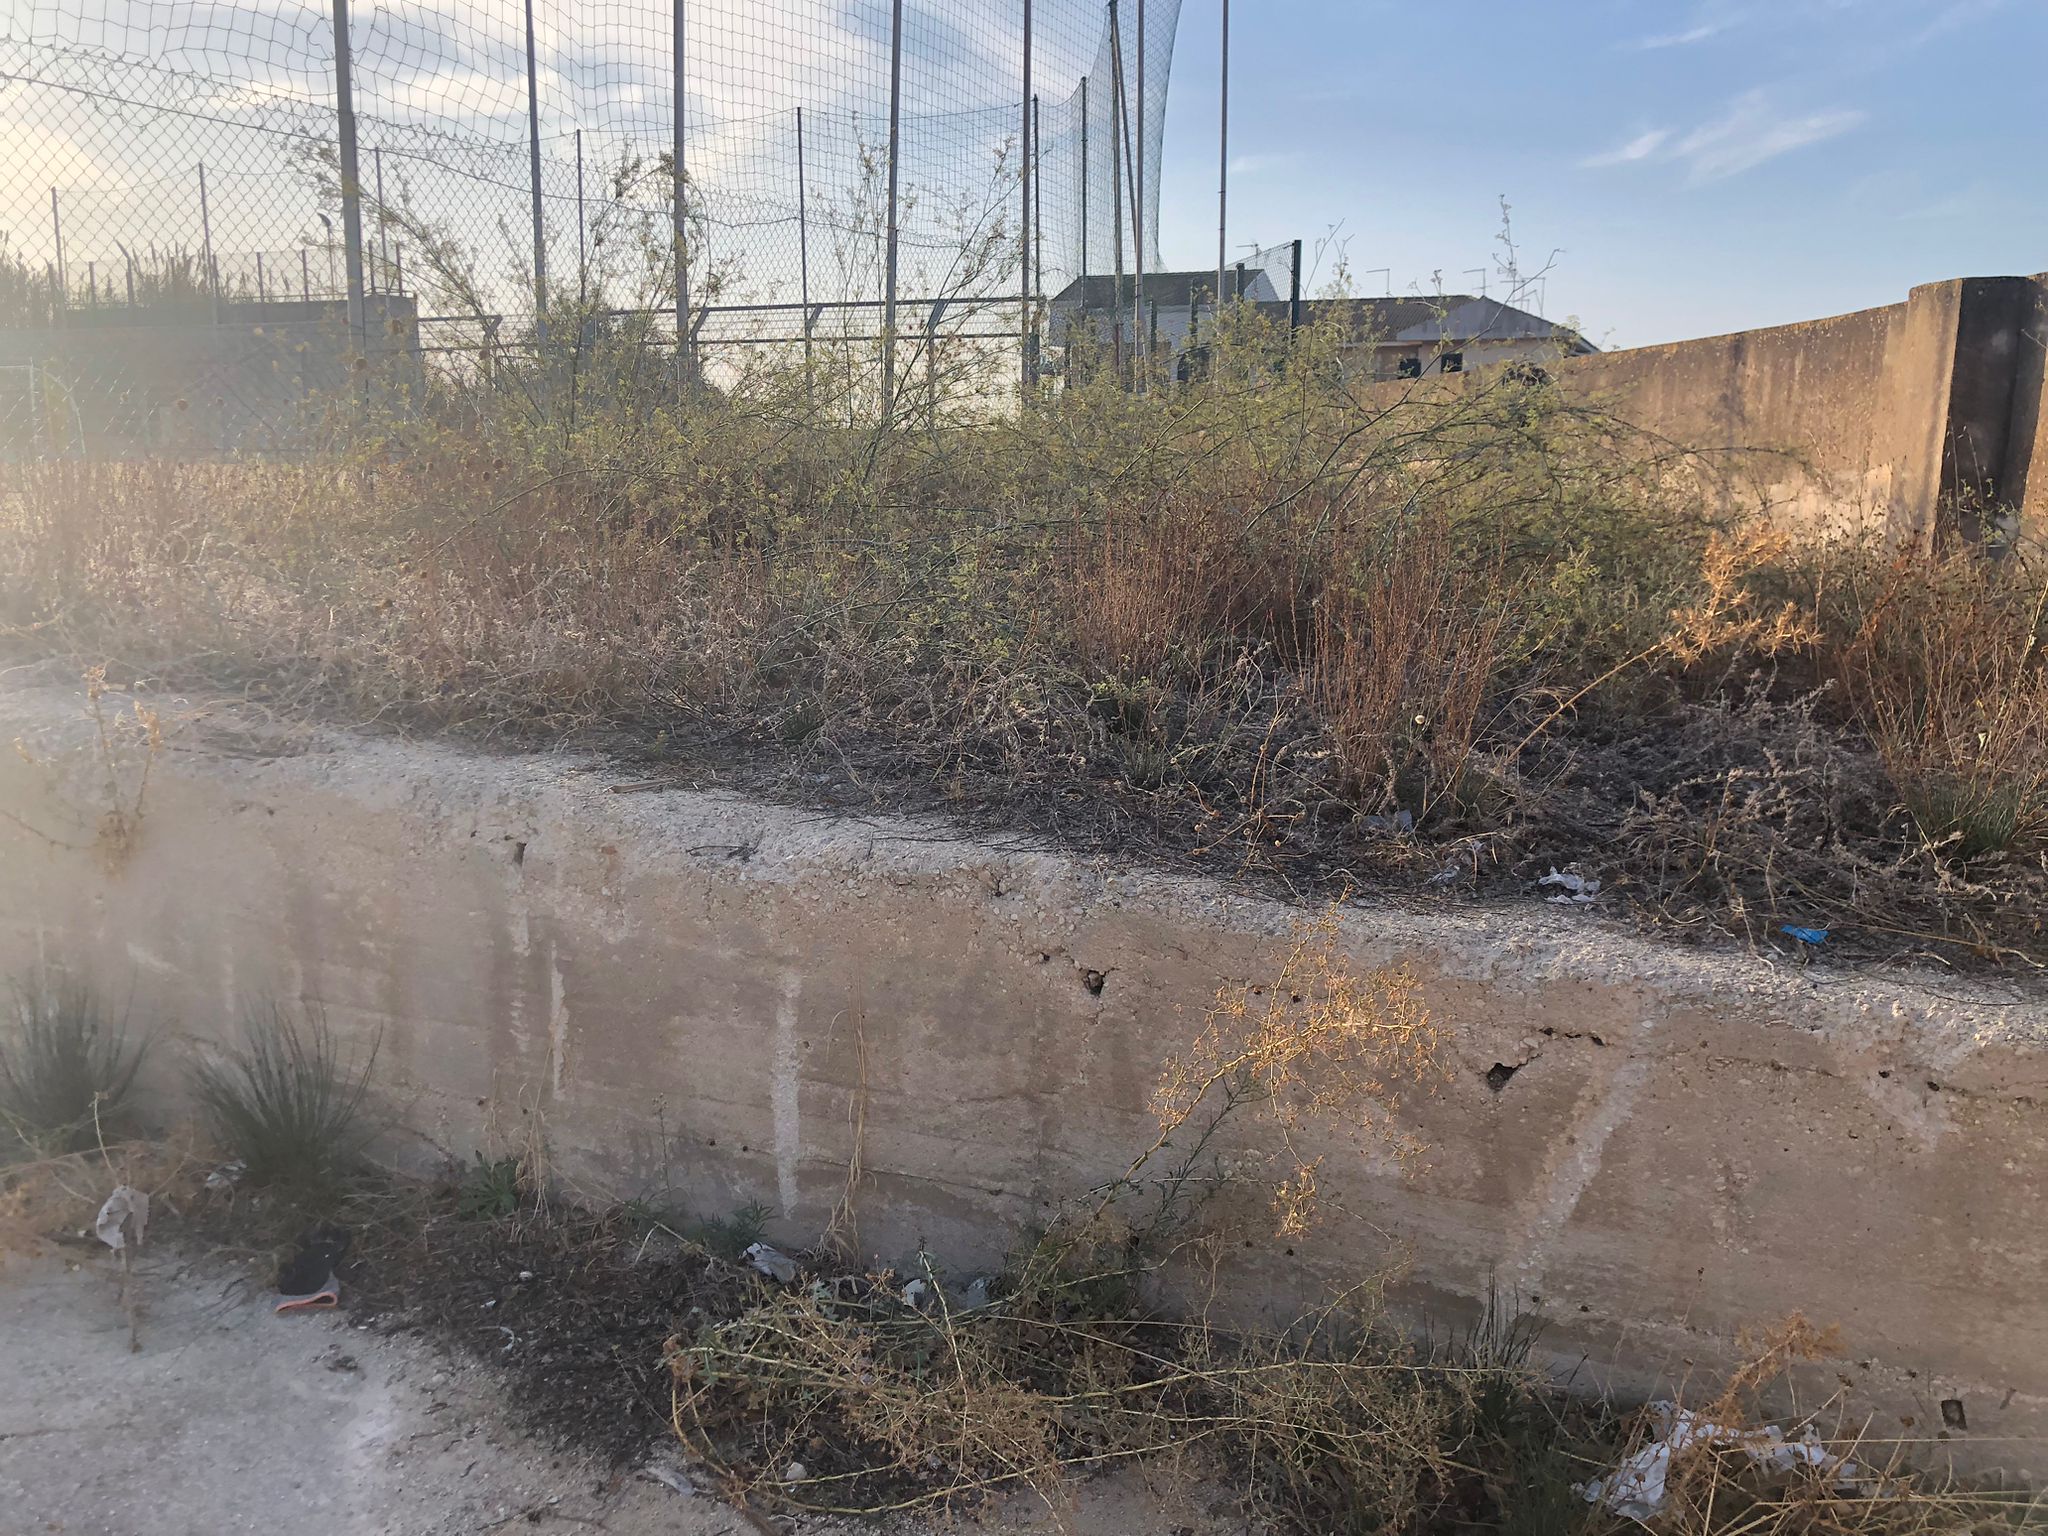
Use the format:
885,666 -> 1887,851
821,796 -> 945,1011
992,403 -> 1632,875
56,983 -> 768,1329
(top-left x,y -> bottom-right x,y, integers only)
0,980 -> 147,1153
189,1005 -> 380,1190
457,1152 -> 524,1221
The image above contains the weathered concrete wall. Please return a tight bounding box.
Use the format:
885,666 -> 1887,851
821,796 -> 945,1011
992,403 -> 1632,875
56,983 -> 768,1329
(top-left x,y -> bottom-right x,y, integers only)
0,296 -> 420,457
4,683 -> 2046,1475
1540,275 -> 2048,540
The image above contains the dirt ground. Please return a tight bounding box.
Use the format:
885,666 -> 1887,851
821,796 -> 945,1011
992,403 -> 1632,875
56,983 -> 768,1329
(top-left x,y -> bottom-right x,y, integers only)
0,1247 -> 1242,1536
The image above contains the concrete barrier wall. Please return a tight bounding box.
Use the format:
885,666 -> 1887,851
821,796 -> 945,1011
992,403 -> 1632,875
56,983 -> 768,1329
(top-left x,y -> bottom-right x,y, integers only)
1541,275 -> 2048,541
4,683 -> 2046,1473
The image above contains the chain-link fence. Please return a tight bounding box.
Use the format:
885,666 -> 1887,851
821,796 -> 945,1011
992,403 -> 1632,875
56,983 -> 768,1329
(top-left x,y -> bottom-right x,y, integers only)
0,0 -> 1182,453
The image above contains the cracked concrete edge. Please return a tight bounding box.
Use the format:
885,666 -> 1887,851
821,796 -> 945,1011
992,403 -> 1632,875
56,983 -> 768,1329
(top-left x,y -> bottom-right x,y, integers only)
6,680 -> 2041,1058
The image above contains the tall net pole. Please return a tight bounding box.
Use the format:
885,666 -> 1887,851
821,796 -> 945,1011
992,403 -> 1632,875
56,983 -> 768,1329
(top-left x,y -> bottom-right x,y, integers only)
1078,76 -> 1089,285
1108,1 -> 1125,380
796,107 -> 812,376
1134,0 -> 1145,385
524,0 -> 546,338
1217,0 -> 1227,322
672,0 -> 690,387
1019,0 -> 1033,392
330,0 -> 367,351
882,0 -> 905,413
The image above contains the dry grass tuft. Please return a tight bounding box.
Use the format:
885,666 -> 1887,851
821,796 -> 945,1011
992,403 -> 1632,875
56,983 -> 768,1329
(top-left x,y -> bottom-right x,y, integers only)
0,1124 -> 206,1263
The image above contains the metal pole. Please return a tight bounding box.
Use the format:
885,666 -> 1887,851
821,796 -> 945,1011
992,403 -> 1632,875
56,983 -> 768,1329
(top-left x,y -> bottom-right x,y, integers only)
125,252 -> 135,308
523,0 -> 546,337
574,127 -> 586,308
1289,237 -> 1302,332
1032,94 -> 1042,320
1112,5 -> 1140,385
672,0 -> 690,387
256,251 -> 266,302
1078,76 -> 1088,283
1217,0 -> 1227,322
1134,0 -> 1146,384
372,146 -> 387,293
301,247 -> 310,302
198,162 -> 220,326
796,106 -> 812,375
1107,6 -> 1123,379
332,0 -> 368,351
48,189 -> 64,318
1020,0 -> 1032,391
882,0 -> 904,412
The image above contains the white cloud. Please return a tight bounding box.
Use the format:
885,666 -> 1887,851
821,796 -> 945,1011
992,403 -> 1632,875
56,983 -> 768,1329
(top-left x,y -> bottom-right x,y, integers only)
1906,0 -> 2006,47
1228,152 -> 1299,176
1581,90 -> 1864,182
1633,20 -> 1732,48
1673,89 -> 1865,181
1580,128 -> 1671,168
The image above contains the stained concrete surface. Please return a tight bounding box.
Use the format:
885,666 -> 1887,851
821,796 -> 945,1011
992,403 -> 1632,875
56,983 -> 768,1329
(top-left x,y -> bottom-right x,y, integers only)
4,682 -> 2047,1477
0,1249 -> 1234,1536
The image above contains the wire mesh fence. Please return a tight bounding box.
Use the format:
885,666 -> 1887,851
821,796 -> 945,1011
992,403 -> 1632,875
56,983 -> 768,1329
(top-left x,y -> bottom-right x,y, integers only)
0,0 -> 1183,453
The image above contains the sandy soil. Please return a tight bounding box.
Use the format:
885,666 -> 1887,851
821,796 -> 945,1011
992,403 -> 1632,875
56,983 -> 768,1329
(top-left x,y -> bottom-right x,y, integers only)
0,1246 -> 1241,1536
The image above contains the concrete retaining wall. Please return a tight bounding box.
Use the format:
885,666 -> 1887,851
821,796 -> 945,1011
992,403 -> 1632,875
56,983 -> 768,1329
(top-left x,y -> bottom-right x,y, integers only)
1547,275 -> 2048,541
4,683 -> 2046,1473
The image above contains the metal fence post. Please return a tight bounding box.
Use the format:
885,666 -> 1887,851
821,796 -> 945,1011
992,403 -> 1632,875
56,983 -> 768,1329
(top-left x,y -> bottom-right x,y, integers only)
1078,75 -> 1088,285
198,162 -> 220,326
672,0 -> 691,388
1134,0 -> 1145,385
373,147 -> 388,293
796,106 -> 812,377
1216,0 -> 1227,326
301,248 -> 310,302
1107,2 -> 1123,379
523,0 -> 547,340
882,0 -> 904,413
1289,237 -> 1302,332
1032,95 -> 1042,301
574,127 -> 586,308
1020,0 -> 1032,391
48,189 -> 65,322
331,0 -> 368,351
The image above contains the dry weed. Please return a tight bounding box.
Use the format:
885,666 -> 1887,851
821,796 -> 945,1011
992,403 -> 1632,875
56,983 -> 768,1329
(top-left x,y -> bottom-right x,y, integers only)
0,1123 -> 207,1263
665,912 -> 1477,1530
4,334 -> 2047,963
1608,1315 -> 2040,1536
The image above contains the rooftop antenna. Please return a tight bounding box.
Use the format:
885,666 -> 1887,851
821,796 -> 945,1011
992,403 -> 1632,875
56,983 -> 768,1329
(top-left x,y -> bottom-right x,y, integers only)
1365,266 -> 1389,296
1463,267 -> 1487,298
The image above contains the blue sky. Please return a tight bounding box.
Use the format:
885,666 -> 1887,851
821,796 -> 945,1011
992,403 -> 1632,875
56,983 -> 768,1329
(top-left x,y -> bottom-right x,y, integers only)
1152,0 -> 2047,347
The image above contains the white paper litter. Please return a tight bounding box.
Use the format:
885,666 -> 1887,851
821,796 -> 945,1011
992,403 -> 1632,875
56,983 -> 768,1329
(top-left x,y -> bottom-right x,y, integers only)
93,1186 -> 149,1251
1577,1403 -> 1864,1522
641,1462 -> 698,1498
1539,867 -> 1601,904
743,1242 -> 798,1284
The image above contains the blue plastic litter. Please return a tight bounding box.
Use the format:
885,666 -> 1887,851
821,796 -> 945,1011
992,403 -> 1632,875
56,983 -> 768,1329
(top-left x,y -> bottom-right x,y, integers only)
1780,925 -> 1830,945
